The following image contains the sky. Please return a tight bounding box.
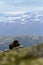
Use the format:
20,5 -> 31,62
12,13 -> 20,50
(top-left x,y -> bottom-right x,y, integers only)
0,0 -> 43,13
0,0 -> 43,36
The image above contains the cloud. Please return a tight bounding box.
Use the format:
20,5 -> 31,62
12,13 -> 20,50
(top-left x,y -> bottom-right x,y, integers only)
5,0 -> 43,6
6,11 -> 24,15
0,10 -> 43,24
0,0 -> 43,13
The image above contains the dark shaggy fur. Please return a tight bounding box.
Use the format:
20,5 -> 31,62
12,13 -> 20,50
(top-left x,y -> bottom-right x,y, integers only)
9,40 -> 20,49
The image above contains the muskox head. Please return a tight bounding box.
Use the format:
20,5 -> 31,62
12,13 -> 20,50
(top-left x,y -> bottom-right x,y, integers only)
9,40 -> 20,50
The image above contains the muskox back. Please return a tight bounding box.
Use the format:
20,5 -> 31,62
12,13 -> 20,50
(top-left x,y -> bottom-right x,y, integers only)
9,40 -> 20,50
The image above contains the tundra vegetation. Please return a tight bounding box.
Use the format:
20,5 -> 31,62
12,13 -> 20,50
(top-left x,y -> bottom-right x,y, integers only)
0,43 -> 43,65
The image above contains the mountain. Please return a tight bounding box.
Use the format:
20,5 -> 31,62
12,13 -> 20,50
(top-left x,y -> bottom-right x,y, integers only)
0,36 -> 43,51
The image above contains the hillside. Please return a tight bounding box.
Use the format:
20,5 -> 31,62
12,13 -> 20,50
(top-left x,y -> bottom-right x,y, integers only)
0,43 -> 43,65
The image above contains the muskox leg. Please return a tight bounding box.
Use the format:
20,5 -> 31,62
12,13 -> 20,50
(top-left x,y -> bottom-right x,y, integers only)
9,43 -> 14,50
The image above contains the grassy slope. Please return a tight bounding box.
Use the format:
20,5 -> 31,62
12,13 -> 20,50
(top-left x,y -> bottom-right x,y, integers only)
0,44 -> 43,65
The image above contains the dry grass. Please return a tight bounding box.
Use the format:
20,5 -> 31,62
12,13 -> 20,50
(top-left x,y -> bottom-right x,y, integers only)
0,44 -> 43,65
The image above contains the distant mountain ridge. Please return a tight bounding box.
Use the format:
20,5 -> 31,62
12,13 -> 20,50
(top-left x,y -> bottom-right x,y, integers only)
0,36 -> 43,51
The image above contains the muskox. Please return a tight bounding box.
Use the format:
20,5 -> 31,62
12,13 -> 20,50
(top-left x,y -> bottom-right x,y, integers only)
9,40 -> 20,50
